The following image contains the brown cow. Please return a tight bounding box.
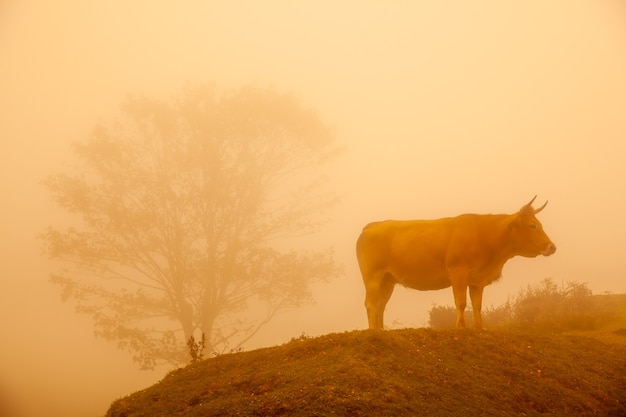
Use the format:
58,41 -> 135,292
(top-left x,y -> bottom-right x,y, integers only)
356,196 -> 556,330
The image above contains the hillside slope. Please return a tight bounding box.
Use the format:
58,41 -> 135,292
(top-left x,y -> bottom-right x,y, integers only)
106,329 -> 626,416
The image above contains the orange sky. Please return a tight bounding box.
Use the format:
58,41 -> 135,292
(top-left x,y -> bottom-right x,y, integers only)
1,2 -> 626,416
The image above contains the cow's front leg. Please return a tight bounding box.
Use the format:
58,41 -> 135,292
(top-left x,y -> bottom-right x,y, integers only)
449,268 -> 469,328
451,284 -> 468,328
469,285 -> 485,330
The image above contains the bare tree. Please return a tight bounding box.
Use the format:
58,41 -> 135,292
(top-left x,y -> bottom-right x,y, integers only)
42,84 -> 342,369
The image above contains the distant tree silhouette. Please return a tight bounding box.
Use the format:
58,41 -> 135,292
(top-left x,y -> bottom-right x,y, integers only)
42,84 -> 342,369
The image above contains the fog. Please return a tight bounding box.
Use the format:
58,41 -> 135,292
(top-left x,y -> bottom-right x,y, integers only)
1,1 -> 625,416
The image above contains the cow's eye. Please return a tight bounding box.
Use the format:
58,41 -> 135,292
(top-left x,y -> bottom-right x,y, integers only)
529,223 -> 537,230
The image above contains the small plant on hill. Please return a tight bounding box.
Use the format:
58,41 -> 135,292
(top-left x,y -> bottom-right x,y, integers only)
288,332 -> 310,343
187,333 -> 206,364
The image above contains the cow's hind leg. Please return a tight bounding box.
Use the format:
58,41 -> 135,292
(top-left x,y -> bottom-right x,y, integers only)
364,272 -> 395,330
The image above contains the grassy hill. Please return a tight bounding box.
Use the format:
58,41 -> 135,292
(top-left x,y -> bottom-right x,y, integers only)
106,328 -> 626,416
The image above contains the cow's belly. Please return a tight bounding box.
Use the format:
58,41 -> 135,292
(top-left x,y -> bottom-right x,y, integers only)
390,265 -> 503,291
469,267 -> 504,287
392,269 -> 451,291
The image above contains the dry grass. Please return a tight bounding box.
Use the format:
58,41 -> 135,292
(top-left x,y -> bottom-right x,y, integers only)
106,328 -> 626,416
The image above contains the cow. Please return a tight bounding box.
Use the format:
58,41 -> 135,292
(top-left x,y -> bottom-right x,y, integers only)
356,196 -> 556,330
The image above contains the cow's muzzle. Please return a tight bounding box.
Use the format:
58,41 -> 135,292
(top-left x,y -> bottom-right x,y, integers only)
543,243 -> 556,256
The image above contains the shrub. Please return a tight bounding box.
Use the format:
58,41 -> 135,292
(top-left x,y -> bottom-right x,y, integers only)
512,278 -> 597,332
187,333 -> 206,364
428,301 -> 514,329
482,299 -> 514,328
428,279 -> 606,332
428,304 -> 465,329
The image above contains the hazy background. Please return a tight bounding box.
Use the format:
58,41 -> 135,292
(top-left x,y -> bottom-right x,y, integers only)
2,1 -> 625,416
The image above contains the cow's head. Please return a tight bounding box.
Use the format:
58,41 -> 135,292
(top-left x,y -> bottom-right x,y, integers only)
508,196 -> 557,257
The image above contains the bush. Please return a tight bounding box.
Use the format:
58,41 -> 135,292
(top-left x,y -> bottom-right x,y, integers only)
187,333 -> 206,364
428,301 -> 514,329
428,279 -> 606,332
428,304 -> 467,329
483,299 -> 514,328
513,278 -> 599,332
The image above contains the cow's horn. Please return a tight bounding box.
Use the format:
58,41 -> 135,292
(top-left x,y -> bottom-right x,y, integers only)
534,200 -> 548,214
527,195 -> 537,206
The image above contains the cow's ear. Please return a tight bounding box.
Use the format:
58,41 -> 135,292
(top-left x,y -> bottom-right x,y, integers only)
508,217 -> 520,231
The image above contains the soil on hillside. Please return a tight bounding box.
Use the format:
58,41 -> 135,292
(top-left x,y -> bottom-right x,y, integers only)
106,329 -> 626,417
